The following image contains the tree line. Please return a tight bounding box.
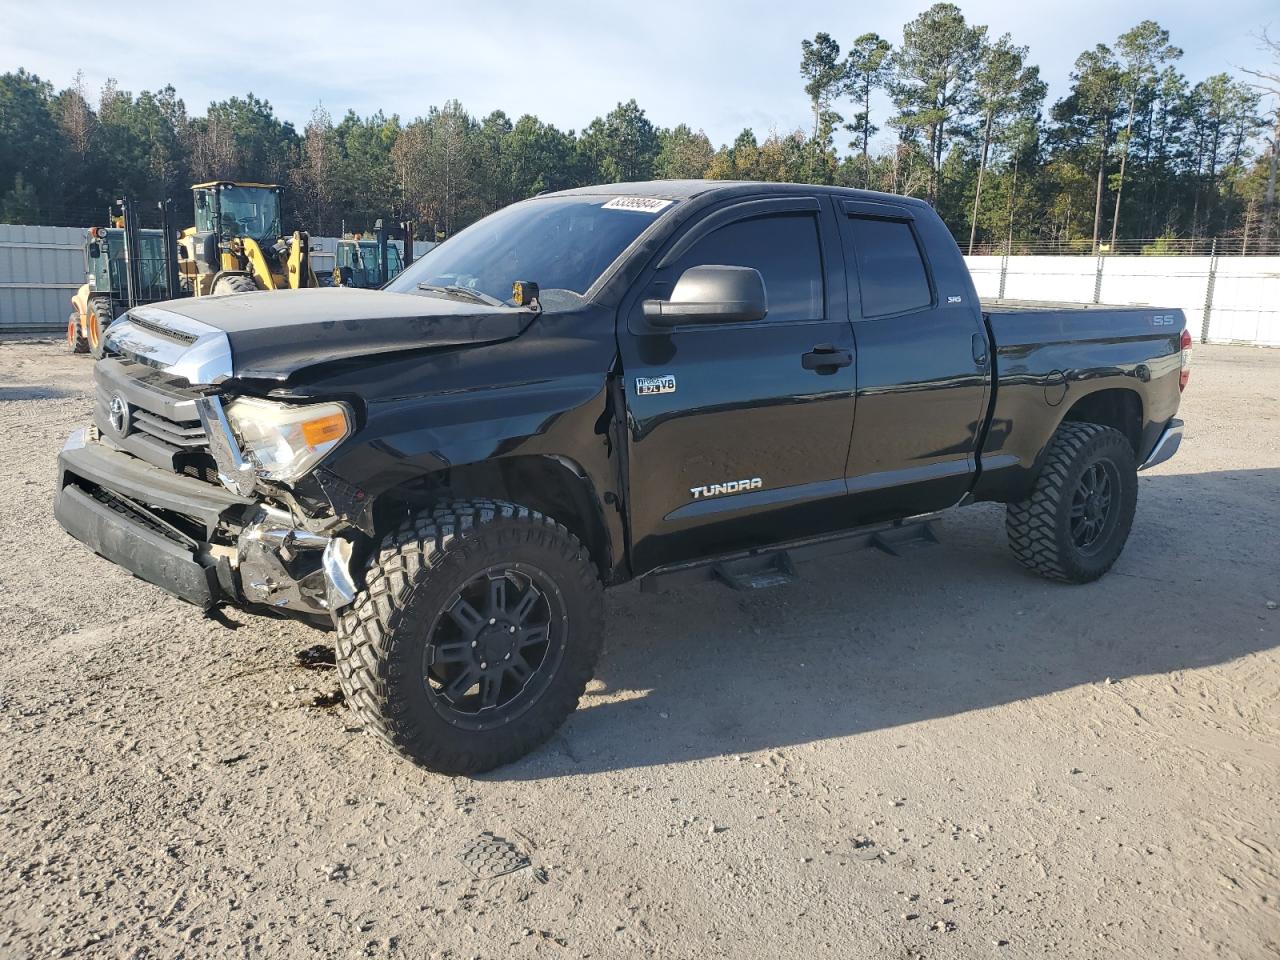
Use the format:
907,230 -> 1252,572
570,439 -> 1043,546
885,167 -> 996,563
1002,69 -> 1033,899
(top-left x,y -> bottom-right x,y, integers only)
1,4 -> 1277,252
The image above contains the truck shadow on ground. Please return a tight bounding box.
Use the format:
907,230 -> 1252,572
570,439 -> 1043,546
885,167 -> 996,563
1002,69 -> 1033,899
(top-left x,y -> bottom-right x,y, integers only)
494,467 -> 1279,780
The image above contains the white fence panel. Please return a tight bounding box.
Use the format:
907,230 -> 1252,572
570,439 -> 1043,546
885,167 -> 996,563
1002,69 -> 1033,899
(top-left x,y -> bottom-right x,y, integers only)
965,255 -> 1003,299
1000,256 -> 1097,303
966,254 -> 1278,348
1209,257 -> 1280,347
1098,256 -> 1212,335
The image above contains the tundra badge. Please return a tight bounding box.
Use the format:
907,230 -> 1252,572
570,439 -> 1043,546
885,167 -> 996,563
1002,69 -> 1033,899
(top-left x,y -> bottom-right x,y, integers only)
690,478 -> 763,500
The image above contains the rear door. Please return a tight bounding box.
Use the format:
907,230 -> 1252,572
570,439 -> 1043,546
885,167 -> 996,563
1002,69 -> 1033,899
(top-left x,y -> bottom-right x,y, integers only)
618,196 -> 858,573
837,199 -> 990,521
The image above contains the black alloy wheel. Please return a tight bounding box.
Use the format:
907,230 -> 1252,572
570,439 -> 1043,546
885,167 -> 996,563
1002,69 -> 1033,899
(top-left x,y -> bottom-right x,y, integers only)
1069,458 -> 1121,554
424,565 -> 566,730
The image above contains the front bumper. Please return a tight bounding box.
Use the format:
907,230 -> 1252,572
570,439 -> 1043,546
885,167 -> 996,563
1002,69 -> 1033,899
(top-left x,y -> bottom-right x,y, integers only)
55,428 -> 356,616
55,481 -> 223,608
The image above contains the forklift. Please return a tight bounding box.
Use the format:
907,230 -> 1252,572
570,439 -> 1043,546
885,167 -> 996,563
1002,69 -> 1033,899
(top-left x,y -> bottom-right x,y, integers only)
332,220 -> 406,288
66,198 -> 182,357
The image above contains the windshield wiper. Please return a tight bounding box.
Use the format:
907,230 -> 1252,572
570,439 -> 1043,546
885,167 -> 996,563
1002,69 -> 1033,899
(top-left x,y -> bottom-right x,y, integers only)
417,283 -> 505,307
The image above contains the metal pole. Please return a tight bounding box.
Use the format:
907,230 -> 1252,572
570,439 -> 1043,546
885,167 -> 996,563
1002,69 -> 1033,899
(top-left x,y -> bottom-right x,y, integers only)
1092,253 -> 1105,305
401,220 -> 415,268
998,251 -> 1009,300
160,198 -> 181,303
1200,238 -> 1218,344
117,198 -> 142,310
375,218 -> 388,284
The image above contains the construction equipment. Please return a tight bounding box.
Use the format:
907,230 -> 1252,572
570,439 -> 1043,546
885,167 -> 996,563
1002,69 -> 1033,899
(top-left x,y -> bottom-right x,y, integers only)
68,183 -> 318,355
179,181 -> 318,296
332,221 -> 405,288
67,218 -> 176,357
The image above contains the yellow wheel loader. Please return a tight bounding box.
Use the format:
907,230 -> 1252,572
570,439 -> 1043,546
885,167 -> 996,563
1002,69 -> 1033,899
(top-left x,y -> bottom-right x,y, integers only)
179,182 -> 318,296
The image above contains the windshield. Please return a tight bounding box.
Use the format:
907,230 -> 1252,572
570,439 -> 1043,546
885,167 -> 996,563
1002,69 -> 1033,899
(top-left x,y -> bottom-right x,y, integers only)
358,242 -> 382,284
87,229 -> 121,292
385,194 -> 677,305
195,185 -> 282,242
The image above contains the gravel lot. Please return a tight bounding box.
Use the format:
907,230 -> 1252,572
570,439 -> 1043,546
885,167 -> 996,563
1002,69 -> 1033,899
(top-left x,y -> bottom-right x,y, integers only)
0,339 -> 1277,959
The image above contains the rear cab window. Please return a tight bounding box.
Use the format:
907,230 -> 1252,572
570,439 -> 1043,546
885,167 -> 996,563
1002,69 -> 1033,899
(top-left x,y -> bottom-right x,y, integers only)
841,209 -> 933,318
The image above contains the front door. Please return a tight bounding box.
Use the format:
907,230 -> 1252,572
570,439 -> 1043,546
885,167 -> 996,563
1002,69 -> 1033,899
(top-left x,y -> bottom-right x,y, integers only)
618,197 -> 858,574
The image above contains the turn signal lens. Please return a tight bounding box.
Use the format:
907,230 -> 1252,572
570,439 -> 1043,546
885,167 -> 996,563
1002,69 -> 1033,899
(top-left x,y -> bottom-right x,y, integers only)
301,412 -> 349,446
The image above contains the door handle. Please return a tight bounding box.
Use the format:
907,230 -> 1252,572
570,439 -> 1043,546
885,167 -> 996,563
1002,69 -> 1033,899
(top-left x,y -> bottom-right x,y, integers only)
802,344 -> 853,372
971,332 -> 989,367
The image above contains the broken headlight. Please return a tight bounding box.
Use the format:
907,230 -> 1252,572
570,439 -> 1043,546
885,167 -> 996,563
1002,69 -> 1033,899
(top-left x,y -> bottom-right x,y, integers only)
224,396 -> 352,484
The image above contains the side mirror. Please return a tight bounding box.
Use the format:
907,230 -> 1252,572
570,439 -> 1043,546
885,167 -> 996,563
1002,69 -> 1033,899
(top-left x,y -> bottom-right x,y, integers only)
87,242 -> 101,258
642,265 -> 767,327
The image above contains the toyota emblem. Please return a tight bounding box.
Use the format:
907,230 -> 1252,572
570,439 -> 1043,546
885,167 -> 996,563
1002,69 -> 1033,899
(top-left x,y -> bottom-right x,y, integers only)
108,393 -> 131,437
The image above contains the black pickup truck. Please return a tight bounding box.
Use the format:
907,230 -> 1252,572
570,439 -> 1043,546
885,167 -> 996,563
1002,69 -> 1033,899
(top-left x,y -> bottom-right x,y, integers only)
55,180 -> 1189,774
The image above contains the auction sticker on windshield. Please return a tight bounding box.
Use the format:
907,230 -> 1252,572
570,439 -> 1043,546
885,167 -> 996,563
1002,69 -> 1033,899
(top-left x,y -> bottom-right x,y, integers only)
602,196 -> 675,213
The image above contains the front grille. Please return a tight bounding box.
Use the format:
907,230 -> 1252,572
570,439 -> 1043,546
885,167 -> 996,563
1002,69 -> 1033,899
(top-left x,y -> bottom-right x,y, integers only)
182,461 -> 221,484
133,407 -> 208,448
95,358 -> 220,483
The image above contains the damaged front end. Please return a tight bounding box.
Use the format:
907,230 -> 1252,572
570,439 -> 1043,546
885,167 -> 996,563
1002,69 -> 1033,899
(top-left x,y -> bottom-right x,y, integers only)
54,307 -> 363,622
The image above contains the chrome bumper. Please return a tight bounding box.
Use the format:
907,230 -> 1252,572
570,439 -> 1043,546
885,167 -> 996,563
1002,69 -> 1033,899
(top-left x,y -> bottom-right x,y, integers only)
1139,419 -> 1183,471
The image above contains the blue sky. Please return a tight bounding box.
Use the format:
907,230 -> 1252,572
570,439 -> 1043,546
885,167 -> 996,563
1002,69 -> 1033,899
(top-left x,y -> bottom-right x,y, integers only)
4,0 -> 1276,149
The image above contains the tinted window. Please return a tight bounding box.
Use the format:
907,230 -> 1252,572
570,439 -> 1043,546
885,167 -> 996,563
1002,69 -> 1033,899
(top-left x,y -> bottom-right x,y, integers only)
666,213 -> 824,324
846,217 -> 931,317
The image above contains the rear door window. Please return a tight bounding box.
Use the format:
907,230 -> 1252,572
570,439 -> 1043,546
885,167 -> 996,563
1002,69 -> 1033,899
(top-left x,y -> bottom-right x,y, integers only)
844,216 -> 932,318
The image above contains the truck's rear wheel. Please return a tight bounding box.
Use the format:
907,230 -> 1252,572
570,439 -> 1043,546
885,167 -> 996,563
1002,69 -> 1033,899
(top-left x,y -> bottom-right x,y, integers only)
336,499 -> 604,775
1006,422 -> 1137,583
66,313 -> 88,353
212,274 -> 258,295
88,298 -> 115,359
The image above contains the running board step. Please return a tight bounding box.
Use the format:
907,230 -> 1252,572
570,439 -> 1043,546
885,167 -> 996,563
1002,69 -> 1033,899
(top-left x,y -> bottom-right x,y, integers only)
639,516 -> 941,594
870,522 -> 939,557
712,552 -> 797,591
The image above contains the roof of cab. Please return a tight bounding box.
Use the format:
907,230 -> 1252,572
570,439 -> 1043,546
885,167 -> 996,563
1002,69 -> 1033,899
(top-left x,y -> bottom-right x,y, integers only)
542,179 -> 932,209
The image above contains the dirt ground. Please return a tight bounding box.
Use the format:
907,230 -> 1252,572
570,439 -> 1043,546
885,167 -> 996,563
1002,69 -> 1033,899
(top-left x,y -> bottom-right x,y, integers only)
0,339 -> 1276,960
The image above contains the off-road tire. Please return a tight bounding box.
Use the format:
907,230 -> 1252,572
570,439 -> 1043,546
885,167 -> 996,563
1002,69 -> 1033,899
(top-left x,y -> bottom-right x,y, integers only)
212,274 -> 258,295
336,499 -> 604,775
66,312 -> 88,353
1006,422 -> 1138,583
88,298 -> 115,359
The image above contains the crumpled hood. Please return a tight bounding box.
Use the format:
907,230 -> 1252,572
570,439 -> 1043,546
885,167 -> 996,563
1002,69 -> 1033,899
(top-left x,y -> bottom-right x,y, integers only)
106,287 -> 534,383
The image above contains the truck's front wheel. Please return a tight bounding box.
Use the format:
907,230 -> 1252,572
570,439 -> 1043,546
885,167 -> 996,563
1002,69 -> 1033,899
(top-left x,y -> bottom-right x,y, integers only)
1006,422 -> 1138,583
336,500 -> 604,775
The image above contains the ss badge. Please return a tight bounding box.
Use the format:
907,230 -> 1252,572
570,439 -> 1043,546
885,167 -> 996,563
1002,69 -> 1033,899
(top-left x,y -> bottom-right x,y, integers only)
636,375 -> 676,396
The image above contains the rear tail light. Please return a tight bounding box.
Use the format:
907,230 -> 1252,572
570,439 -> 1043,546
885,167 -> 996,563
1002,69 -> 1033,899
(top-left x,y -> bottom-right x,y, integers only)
1179,328 -> 1193,392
